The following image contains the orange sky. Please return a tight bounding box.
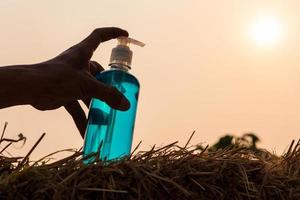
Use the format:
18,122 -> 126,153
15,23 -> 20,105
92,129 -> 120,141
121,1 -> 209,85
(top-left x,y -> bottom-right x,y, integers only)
1,1 -> 300,159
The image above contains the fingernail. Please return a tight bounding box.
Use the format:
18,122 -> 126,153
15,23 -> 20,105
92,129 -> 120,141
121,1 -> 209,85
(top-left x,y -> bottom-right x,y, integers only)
121,29 -> 129,37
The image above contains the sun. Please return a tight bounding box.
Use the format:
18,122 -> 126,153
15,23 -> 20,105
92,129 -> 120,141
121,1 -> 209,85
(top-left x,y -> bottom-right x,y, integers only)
249,17 -> 282,46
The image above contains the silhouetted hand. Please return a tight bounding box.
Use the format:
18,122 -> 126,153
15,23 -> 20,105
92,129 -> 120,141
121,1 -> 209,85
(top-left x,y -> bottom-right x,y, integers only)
14,27 -> 130,138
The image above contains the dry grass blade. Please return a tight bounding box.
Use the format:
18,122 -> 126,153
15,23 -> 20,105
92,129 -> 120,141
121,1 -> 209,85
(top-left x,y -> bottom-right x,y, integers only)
129,140 -> 142,158
0,142 -> 13,154
79,187 -> 128,193
17,132 -> 45,169
183,130 -> 195,149
31,148 -> 78,166
0,121 -> 8,141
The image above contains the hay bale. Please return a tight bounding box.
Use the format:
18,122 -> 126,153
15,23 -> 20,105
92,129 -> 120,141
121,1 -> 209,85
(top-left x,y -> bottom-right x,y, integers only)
0,137 -> 299,200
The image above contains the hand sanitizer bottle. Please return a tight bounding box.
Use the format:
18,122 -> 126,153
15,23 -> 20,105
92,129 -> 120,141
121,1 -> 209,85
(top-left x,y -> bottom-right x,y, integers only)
83,37 -> 145,162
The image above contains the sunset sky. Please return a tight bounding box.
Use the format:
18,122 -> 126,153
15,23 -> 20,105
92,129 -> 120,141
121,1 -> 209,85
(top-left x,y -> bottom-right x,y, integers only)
1,1 -> 300,159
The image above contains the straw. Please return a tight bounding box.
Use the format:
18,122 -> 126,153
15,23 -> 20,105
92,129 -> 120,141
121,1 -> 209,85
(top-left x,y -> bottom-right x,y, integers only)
0,127 -> 299,199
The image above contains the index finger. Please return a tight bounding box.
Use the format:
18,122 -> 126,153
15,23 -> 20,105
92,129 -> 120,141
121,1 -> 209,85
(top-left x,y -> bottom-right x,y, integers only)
83,27 -> 129,51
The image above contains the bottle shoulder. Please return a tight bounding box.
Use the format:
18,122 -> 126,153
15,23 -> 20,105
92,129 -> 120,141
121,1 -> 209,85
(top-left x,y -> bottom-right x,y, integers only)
96,69 -> 140,86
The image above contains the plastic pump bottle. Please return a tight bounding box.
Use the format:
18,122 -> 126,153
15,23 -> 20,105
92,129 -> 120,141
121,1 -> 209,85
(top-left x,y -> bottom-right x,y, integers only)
83,37 -> 145,162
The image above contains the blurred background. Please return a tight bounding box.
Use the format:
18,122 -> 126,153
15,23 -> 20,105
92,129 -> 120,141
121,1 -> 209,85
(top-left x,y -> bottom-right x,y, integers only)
0,0 -> 300,160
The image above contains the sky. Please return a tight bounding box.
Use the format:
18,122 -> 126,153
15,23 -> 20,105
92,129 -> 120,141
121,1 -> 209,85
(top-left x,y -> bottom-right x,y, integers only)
0,0 -> 300,160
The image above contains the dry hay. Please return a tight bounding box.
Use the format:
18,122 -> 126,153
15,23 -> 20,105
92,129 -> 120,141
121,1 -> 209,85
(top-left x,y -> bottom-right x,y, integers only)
0,127 -> 299,200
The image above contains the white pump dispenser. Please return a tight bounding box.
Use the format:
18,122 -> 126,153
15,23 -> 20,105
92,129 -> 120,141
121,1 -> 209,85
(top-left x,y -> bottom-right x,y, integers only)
109,37 -> 145,70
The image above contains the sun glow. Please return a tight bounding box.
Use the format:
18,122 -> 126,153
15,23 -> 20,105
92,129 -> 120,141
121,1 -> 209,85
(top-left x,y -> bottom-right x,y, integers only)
250,17 -> 283,46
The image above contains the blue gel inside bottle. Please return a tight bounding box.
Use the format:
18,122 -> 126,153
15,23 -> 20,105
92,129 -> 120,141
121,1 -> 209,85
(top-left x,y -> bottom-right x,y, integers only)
83,68 -> 139,162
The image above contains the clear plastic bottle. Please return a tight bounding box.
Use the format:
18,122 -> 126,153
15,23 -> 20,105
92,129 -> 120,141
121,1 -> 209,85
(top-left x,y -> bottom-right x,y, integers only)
83,37 -> 145,162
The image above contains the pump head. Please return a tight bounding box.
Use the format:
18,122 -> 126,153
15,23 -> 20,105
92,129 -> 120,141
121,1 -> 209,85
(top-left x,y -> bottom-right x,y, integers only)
109,37 -> 145,70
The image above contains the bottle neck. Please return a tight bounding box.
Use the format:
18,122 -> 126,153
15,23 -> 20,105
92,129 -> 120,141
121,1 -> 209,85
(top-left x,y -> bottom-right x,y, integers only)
109,64 -> 130,72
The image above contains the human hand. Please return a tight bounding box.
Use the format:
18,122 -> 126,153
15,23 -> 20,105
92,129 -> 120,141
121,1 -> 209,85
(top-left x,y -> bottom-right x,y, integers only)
30,27 -> 130,138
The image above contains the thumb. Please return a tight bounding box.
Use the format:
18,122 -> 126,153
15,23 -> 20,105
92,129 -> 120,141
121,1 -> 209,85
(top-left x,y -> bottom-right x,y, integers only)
87,76 -> 130,111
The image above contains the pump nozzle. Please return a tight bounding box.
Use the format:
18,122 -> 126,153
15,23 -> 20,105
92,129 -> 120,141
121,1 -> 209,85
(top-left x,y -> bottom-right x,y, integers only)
117,36 -> 145,47
109,37 -> 145,70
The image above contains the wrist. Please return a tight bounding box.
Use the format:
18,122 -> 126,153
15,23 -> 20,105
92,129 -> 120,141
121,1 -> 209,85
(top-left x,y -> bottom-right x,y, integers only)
0,64 -> 42,108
